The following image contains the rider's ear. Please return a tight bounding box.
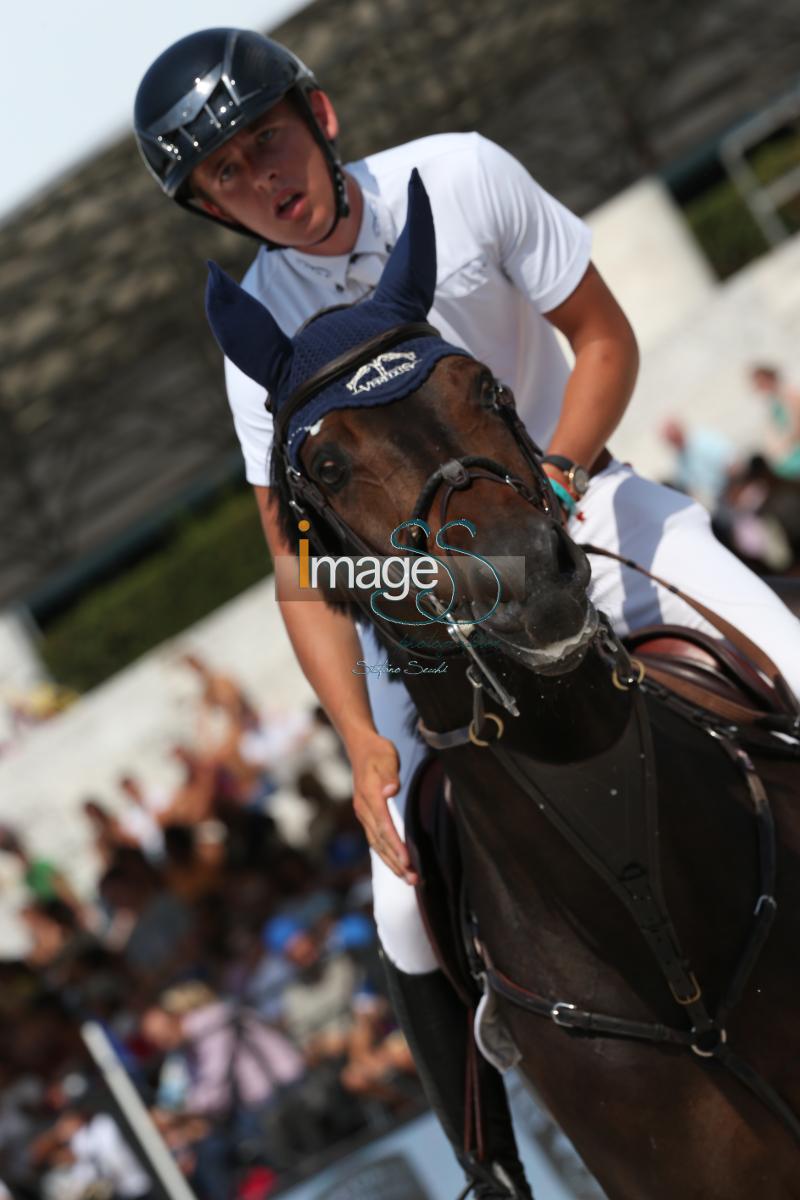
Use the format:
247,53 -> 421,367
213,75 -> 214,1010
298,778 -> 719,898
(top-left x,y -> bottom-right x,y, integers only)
308,90 -> 339,141
372,169 -> 437,320
205,261 -> 293,394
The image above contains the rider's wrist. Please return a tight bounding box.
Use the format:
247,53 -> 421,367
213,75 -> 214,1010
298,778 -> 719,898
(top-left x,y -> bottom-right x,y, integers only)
341,718 -> 380,753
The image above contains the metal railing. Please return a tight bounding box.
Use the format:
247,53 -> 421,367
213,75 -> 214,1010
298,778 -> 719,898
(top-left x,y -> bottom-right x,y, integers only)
719,84 -> 800,247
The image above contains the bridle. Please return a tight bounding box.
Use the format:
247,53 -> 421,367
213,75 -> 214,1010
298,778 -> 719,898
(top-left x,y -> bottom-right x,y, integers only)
272,321 -> 561,709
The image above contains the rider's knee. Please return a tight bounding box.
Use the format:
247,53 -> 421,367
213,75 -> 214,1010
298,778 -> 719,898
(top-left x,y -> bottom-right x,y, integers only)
373,871 -> 437,974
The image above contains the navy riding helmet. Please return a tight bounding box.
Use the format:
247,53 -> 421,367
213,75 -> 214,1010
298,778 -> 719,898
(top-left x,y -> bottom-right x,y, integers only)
133,27 -> 349,243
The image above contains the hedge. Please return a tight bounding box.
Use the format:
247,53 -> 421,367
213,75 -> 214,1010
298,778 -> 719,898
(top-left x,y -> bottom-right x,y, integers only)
39,486 -> 272,692
682,136 -> 800,279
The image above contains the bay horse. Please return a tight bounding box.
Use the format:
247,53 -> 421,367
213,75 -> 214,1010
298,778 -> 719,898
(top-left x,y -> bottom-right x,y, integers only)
206,172 -> 800,1199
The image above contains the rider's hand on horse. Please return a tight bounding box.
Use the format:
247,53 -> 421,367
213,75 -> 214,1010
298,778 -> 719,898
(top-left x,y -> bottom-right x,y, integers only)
349,730 -> 419,885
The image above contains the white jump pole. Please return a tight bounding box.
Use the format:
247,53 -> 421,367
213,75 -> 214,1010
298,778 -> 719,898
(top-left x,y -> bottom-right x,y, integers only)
81,1019 -> 200,1200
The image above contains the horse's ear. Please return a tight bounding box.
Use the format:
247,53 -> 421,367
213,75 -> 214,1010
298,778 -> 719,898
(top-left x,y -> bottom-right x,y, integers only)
205,261 -> 293,394
372,169 -> 437,319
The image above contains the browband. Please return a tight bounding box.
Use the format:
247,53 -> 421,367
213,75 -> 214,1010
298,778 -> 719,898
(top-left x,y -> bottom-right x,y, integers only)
273,320 -> 441,445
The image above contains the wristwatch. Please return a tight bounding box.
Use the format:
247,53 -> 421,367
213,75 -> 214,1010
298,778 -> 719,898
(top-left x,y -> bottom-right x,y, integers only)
541,454 -> 590,497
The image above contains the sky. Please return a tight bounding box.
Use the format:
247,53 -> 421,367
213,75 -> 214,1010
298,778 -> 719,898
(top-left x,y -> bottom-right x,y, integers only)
2,0 -> 312,217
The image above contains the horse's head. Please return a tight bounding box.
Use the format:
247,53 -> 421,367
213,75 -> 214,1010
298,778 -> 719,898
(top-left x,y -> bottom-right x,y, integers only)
207,171 -> 595,672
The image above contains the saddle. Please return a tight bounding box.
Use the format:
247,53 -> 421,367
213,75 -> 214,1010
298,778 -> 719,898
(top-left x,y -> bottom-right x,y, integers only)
625,624 -> 791,725
405,753 -> 478,1006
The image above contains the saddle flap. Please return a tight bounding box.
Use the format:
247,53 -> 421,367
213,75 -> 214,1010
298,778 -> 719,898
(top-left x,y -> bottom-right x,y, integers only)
625,624 -> 789,723
404,755 -> 479,1008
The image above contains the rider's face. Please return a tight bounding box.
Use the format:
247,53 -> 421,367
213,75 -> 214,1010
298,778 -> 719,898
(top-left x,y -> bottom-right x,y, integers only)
190,92 -> 341,250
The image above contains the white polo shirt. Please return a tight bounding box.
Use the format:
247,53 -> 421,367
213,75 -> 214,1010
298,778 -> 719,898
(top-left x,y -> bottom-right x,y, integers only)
224,131 -> 592,486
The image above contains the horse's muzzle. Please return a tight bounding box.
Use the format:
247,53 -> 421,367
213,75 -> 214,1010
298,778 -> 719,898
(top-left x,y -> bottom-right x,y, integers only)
464,521 -> 592,650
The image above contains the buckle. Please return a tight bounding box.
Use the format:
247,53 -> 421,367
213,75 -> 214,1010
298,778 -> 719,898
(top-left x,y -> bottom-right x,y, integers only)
550,1002 -> 577,1028
611,658 -> 646,690
691,1027 -> 726,1058
468,713 -> 504,747
669,972 -> 702,1006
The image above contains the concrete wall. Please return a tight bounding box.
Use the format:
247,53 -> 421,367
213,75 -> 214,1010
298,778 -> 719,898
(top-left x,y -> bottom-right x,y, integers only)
587,178 -> 716,354
606,209 -> 800,481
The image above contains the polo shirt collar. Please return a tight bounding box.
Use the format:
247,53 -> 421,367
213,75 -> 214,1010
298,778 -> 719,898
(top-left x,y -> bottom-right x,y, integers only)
281,186 -> 397,289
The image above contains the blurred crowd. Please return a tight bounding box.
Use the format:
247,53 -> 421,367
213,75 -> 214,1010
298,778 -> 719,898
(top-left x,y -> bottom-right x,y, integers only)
660,362 -> 800,576
3,359 -> 796,1200
0,656 -> 421,1200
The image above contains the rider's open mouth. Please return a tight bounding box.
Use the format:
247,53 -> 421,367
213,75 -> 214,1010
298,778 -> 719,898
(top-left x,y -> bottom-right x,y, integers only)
275,191 -> 305,218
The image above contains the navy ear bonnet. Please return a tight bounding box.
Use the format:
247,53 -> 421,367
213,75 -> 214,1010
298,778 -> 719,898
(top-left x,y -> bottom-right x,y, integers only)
205,169 -> 472,467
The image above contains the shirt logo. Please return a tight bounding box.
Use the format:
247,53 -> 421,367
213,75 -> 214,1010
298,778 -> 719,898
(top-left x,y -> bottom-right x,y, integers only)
346,351 -> 419,395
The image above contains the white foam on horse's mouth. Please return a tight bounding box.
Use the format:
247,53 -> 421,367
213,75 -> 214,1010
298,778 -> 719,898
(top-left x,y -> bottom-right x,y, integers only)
500,605 -> 599,672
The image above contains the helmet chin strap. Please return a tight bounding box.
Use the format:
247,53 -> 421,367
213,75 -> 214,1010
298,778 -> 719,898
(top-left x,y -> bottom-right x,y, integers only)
296,155 -> 350,251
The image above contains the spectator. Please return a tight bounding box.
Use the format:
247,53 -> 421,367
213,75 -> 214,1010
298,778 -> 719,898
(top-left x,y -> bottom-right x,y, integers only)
83,799 -> 126,871
180,652 -> 260,730
749,364 -> 800,478
116,774 -> 168,862
162,745 -> 218,826
659,418 -> 738,510
0,825 -> 87,923
97,851 -> 196,988
180,654 -> 276,808
162,823 -> 224,904
21,899 -> 83,972
142,981 -> 305,1120
141,981 -> 305,1199
30,1088 -> 154,1200
263,916 -> 358,1063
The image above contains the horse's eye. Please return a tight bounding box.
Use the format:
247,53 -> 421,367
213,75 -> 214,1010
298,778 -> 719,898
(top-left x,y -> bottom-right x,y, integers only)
311,448 -> 349,491
320,459 -> 342,483
480,376 -> 512,411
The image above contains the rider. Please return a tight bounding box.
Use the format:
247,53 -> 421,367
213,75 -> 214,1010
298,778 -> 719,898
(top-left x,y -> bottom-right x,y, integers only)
134,28 -> 800,1198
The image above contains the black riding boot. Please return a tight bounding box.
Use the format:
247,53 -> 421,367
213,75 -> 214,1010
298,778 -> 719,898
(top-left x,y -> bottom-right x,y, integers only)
380,950 -> 534,1199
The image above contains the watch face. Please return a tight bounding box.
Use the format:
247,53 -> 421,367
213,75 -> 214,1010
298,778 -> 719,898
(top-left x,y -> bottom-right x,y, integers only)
570,466 -> 590,496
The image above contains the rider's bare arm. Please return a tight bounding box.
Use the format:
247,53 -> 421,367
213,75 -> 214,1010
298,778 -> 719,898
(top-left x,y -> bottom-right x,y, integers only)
543,262 -> 639,474
254,485 -> 418,884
